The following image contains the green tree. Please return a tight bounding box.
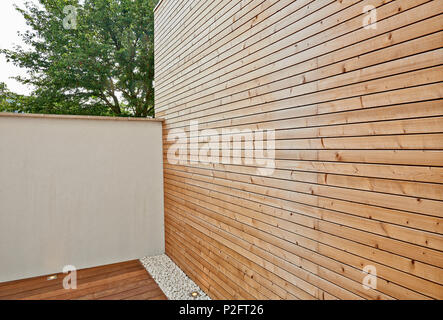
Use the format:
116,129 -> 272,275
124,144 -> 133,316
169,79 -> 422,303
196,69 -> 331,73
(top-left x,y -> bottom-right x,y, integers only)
0,82 -> 30,113
1,0 -> 158,117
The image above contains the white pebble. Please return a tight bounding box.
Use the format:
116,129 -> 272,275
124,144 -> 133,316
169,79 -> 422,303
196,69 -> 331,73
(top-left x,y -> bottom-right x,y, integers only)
140,254 -> 211,300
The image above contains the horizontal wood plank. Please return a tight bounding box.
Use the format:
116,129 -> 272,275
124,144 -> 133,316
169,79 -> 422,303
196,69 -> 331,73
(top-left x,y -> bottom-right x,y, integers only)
0,261 -> 167,300
156,0 -> 443,300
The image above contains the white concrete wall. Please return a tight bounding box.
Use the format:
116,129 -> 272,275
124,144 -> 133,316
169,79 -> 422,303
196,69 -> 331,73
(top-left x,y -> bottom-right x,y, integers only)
0,113 -> 165,282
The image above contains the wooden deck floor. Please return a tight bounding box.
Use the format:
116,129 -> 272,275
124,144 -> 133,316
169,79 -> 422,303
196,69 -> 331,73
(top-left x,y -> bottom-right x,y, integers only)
0,260 -> 167,300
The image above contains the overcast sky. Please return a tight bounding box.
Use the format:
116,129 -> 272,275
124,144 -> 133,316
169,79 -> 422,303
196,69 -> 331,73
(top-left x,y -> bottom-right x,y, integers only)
0,0 -> 37,95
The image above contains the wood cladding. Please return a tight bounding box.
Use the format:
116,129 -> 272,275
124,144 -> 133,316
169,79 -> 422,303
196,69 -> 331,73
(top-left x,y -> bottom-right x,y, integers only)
155,0 -> 443,299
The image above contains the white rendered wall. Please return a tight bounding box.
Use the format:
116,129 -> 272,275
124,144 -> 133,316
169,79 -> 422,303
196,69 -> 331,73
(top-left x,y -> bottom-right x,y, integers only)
0,114 -> 164,282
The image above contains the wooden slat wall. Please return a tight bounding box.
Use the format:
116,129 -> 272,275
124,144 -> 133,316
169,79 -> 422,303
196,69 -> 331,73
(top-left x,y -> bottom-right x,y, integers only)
154,0 -> 443,300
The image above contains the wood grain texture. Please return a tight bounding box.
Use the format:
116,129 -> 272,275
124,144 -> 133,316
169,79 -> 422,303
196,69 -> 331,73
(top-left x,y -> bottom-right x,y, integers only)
0,260 -> 167,300
156,0 -> 443,300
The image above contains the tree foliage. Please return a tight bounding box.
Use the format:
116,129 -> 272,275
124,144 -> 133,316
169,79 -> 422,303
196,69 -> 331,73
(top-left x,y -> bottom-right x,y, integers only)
1,0 -> 158,117
0,82 -> 32,113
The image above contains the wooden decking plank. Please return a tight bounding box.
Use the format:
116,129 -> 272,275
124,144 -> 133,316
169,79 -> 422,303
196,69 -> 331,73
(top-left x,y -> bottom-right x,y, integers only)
46,274 -> 151,300
0,260 -> 165,300
75,278 -> 157,300
0,260 -> 140,295
3,265 -> 144,299
97,282 -> 162,300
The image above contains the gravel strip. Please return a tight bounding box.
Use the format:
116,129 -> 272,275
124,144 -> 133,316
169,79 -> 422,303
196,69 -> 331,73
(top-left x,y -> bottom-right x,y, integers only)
140,254 -> 211,300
